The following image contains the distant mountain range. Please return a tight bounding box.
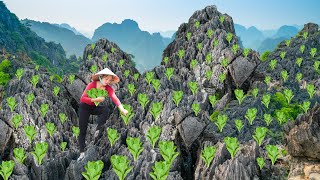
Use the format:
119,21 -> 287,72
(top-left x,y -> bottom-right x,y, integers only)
235,24 -> 303,53
19,16 -> 305,71
92,19 -> 173,72
23,19 -> 174,73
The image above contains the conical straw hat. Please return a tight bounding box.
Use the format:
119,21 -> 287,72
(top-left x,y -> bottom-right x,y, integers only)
91,67 -> 120,85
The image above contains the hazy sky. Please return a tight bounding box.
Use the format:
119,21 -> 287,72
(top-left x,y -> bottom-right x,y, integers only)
2,0 -> 320,35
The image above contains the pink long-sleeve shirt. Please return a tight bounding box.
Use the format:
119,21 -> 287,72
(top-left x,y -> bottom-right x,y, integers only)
80,81 -> 121,107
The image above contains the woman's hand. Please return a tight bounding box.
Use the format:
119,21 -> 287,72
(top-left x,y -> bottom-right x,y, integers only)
92,97 -> 105,103
121,109 -> 128,116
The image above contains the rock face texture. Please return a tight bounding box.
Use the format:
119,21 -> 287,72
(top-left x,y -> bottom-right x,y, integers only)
1,5 -> 320,180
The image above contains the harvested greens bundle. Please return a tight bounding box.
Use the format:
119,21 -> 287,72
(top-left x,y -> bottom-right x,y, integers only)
86,88 -> 108,106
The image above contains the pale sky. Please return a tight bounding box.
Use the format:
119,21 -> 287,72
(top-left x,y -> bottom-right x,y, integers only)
2,0 -> 320,35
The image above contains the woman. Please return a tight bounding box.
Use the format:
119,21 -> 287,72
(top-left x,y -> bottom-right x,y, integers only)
77,67 -> 128,161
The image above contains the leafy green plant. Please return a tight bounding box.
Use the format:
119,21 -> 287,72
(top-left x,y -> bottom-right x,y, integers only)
124,70 -> 130,78
111,47 -> 116,53
82,160 -> 104,180
163,57 -> 169,64
219,15 -> 225,23
251,88 -> 259,99
30,75 -> 40,88
145,71 -> 155,85
214,114 -> 228,133
172,90 -> 183,107
118,59 -> 125,67
245,108 -> 257,125
31,142 -> 48,166
35,65 -> 39,71
60,142 -> 67,151
226,33 -> 233,44
137,93 -> 150,109
201,145 -> 216,167
234,89 -> 246,105
208,95 -> 218,107
102,53 -> 108,61
49,75 -> 54,81
234,119 -> 244,132
260,51 -> 270,62
133,73 -> 139,81
262,94 -> 271,108
275,111 -> 287,125
6,96 -> 17,112
86,88 -> 108,106
310,48 -> 317,58
296,57 -> 303,67
53,86 -> 60,96
263,114 -> 273,126
197,43 -> 203,51
285,39 -> 291,47
194,21 -> 200,28
45,122 -> 56,137
280,51 -> 286,60
256,157 -> 265,170
281,70 -> 288,82
192,103 -> 201,116
111,155 -> 133,180
186,32 -> 192,41
232,44 -> 239,54
300,45 -> 305,53
243,48 -> 250,57
0,160 -> 14,180
219,72 -> 226,83
120,104 -> 134,125
165,68 -> 174,81
252,127 -> 268,146
303,32 -> 308,39
90,65 -> 97,73
126,137 -> 144,161
149,161 -> 170,180
177,49 -> 185,60
13,148 -> 27,164
269,59 -> 277,70
213,39 -> 219,48
283,89 -> 294,104
266,145 -> 279,165
59,113 -> 67,124
264,75 -> 271,85
128,83 -> 136,96
224,137 -> 240,159
24,125 -> 37,143
299,101 -> 310,114
314,61 -> 320,73
190,59 -> 197,69
107,127 -> 120,147
149,102 -> 163,120
72,126 -> 80,139
11,114 -> 22,129
146,126 -> 162,149
15,68 -> 24,80
87,54 -> 92,60
26,93 -> 35,105
40,103 -> 49,117
207,29 -> 214,39
221,57 -> 228,68
68,74 -> 75,84
91,44 -> 95,50
205,54 -> 212,64
296,73 -> 302,82
188,81 -> 199,95
159,141 -> 179,165
151,79 -> 161,92
205,70 -> 213,80
306,83 -> 316,99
